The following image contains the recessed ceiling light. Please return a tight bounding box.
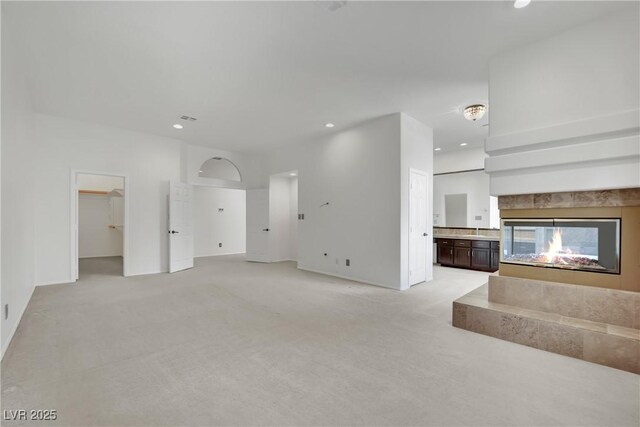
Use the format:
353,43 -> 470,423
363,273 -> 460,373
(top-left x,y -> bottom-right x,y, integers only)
173,124 -> 183,129
434,148 -> 442,151
199,170 -> 203,173
460,143 -> 468,146
514,0 -> 531,9
325,123 -> 335,128
289,173 -> 297,177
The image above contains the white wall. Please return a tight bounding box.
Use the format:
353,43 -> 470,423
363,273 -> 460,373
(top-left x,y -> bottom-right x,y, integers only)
269,175 -> 297,262
433,170 -> 491,228
433,147 -> 486,174
193,187 -> 246,257
258,113 -> 433,290
1,6 -> 37,356
486,11 -> 640,195
259,114 -> 402,288
77,174 -> 125,192
34,114 -> 182,285
489,196 -> 500,229
78,194 -> 123,258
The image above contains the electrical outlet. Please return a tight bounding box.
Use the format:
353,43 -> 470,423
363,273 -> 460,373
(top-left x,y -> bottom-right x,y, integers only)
219,243 -> 222,248
346,259 -> 350,267
4,304 -> 8,320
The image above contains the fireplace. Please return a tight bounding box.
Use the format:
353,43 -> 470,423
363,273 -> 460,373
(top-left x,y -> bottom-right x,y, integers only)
495,189 -> 639,291
501,218 -> 620,274
453,190 -> 640,374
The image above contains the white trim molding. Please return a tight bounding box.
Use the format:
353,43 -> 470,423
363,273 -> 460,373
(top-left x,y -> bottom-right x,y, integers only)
297,265 -> 398,291
1,286 -> 35,360
484,109 -> 640,196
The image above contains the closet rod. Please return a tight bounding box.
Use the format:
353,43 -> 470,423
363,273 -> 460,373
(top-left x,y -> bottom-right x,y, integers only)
78,190 -> 109,195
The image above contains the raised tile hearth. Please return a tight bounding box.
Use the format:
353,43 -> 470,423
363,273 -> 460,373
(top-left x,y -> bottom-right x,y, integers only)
453,274 -> 640,374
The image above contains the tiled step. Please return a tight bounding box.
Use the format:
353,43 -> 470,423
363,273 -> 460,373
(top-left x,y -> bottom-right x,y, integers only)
453,284 -> 640,374
488,274 -> 640,329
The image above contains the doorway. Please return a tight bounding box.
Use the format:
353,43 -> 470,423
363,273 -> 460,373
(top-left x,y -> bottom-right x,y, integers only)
72,171 -> 129,280
409,169 -> 429,286
246,170 -> 299,263
269,171 -> 298,262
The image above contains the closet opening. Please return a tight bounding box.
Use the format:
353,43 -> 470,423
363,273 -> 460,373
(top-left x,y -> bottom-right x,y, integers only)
72,171 -> 129,280
269,171 -> 298,263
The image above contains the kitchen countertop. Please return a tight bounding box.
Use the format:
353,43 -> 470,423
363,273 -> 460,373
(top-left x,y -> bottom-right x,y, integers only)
434,234 -> 499,241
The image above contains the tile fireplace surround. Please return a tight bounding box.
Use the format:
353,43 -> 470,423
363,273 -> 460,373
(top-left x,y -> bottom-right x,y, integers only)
453,188 -> 640,374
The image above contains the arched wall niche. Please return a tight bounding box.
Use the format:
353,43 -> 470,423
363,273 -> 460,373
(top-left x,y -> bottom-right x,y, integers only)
199,157 -> 242,182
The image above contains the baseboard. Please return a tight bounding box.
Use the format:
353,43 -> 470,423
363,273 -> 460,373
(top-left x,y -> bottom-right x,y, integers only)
195,252 -> 246,258
1,285 -> 36,360
79,255 -> 123,259
270,258 -> 297,262
296,265 -> 399,291
126,269 -> 167,277
35,278 -> 75,286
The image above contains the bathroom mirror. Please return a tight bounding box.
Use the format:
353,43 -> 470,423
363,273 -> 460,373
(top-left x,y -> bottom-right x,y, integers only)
433,170 -> 499,229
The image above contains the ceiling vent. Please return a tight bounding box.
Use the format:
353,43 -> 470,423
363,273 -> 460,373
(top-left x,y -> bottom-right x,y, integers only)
180,115 -> 198,121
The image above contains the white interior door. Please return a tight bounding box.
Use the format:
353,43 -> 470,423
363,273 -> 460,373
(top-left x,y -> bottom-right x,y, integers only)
246,189 -> 270,262
409,170 -> 428,285
169,181 -> 194,273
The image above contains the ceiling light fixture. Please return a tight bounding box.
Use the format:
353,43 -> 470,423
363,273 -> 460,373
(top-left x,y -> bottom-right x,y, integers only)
325,123 -> 335,128
434,148 -> 442,151
289,173 -> 297,177
514,0 -> 531,8
173,124 -> 183,129
460,143 -> 468,146
463,104 -> 487,121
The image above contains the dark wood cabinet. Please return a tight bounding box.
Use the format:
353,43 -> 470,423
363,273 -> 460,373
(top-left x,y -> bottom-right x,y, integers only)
436,239 -> 454,265
454,247 -> 471,267
471,248 -> 490,269
435,237 -> 499,272
471,240 -> 491,269
490,241 -> 500,271
438,245 -> 454,265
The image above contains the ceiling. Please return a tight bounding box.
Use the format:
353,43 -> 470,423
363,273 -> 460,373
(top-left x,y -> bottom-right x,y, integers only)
4,1 -> 633,154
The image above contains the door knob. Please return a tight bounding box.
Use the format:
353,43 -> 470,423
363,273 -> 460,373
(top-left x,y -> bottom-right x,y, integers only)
423,233 -> 428,236
169,230 -> 179,234
262,228 -> 270,232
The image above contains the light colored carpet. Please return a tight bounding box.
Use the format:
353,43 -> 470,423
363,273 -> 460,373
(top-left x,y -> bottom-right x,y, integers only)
79,256 -> 123,280
2,255 -> 638,426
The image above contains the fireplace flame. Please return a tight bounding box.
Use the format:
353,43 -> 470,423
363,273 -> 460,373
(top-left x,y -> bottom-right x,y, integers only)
543,228 -> 564,264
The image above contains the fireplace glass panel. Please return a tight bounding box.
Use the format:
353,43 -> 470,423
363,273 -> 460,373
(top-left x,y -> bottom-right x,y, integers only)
501,218 -> 620,274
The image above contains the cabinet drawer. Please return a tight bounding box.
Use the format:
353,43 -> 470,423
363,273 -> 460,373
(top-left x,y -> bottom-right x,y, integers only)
454,240 -> 471,248
436,239 -> 453,247
472,240 -> 491,249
